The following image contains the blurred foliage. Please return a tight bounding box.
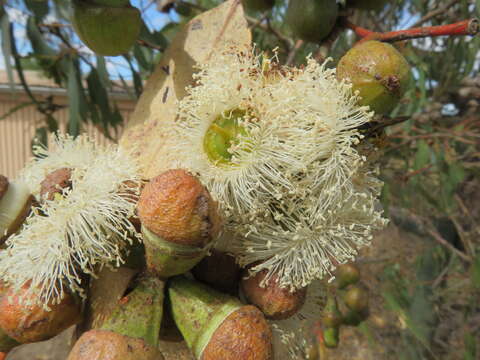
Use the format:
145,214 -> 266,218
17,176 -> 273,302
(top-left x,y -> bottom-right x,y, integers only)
0,0 -> 479,358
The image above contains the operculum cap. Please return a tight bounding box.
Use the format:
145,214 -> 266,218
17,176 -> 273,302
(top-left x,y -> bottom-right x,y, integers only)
168,277 -> 273,360
336,40 -> 411,114
72,0 -> 141,56
67,329 -> 164,360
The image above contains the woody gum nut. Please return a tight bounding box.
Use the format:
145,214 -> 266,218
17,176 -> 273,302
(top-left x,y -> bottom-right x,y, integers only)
137,169 -> 221,277
72,0 -> 141,56
67,329 -> 164,360
241,268 -> 306,320
336,40 -> 411,114
191,250 -> 241,295
40,168 -> 73,201
100,276 -> 164,348
0,285 -> 82,343
0,178 -> 35,244
168,276 -> 273,360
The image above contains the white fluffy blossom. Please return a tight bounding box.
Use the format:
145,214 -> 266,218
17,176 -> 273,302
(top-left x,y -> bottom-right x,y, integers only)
0,134 -> 141,306
171,48 -> 387,290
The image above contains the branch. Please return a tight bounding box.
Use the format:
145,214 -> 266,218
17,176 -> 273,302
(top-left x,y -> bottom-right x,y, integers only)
344,18 -> 479,43
410,0 -> 460,28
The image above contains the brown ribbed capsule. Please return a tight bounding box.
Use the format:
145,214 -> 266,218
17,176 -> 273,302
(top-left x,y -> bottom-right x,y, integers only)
241,268 -> 307,320
137,169 -> 222,277
40,168 -> 73,201
0,283 -> 81,343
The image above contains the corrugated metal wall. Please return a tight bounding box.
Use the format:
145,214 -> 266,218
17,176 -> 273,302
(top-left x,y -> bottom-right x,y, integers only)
0,96 -> 134,179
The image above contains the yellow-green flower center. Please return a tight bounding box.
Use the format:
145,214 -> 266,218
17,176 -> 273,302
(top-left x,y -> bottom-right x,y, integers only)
203,109 -> 249,165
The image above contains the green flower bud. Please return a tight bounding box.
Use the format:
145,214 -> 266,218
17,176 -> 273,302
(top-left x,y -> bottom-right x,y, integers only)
321,295 -> 342,328
343,284 -> 369,312
323,326 -> 339,348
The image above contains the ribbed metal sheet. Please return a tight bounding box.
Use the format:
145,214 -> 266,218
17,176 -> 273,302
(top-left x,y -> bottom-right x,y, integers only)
0,100 -> 133,179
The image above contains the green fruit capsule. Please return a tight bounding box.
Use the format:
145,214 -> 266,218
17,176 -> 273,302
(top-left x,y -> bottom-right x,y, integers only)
335,263 -> 360,289
168,276 -> 273,360
72,0 -> 141,56
286,0 -> 338,43
67,276 -> 165,360
336,40 -> 411,114
242,0 -> 275,12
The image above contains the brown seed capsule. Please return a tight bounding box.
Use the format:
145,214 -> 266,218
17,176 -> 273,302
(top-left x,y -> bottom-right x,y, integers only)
241,268 -> 307,320
191,250 -> 241,295
67,329 -> 164,360
40,168 -> 73,201
0,283 -> 82,343
137,169 -> 222,277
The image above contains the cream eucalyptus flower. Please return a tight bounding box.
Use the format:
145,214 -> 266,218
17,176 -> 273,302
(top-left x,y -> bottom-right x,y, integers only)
172,47 -> 388,291
0,134 -> 141,306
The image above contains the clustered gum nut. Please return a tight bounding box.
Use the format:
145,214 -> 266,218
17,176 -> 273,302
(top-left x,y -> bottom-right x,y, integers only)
168,276 -> 273,360
0,175 -> 36,244
242,0 -> 275,12
68,276 -> 165,360
343,284 -> 369,313
335,263 -> 360,289
0,283 -> 81,343
191,250 -> 241,295
137,169 -> 221,277
336,40 -> 411,115
286,0 -> 338,43
240,267 -> 307,320
72,0 -> 142,56
39,167 -> 73,202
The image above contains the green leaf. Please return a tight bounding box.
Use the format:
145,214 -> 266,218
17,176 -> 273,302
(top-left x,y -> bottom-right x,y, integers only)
96,56 -> 110,89
26,16 -> 56,57
0,10 -> 14,93
471,253 -> 480,289
139,21 -> 167,49
413,140 -> 430,171
67,59 -> 82,136
25,0 -> 50,22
